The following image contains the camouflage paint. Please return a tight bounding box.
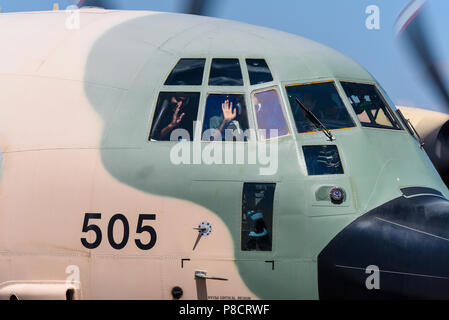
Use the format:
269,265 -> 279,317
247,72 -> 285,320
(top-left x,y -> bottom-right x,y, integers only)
82,12 -> 449,299
0,9 -> 448,299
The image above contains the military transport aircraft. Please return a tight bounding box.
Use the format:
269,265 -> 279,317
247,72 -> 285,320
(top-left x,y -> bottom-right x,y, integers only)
0,0 -> 449,300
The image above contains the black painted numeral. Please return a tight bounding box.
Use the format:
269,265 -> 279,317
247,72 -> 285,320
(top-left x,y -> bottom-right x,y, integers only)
107,214 -> 130,250
81,213 -> 157,250
81,213 -> 102,249
135,214 -> 157,250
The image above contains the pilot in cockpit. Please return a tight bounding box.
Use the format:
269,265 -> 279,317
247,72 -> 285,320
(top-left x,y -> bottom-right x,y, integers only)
211,99 -> 240,140
300,93 -> 344,129
205,94 -> 245,141
298,92 -> 320,132
321,94 -> 348,125
303,92 -> 318,112
151,95 -> 187,141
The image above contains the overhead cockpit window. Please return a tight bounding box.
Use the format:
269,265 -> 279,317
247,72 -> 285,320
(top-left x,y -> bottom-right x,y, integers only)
242,183 -> 275,251
286,82 -> 355,134
340,82 -> 402,130
252,89 -> 289,140
149,92 -> 200,141
246,59 -> 273,85
164,59 -> 206,85
209,59 -> 244,86
202,93 -> 250,141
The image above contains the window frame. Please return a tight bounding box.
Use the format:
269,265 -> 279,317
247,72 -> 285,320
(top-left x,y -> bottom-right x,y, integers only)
164,58 -> 207,86
302,144 -> 345,176
200,91 -> 252,142
240,182 -> 277,253
338,80 -> 404,131
283,80 -> 357,136
251,86 -> 291,141
148,57 -> 280,144
147,91 -> 202,142
245,58 -> 274,86
208,58 -> 245,87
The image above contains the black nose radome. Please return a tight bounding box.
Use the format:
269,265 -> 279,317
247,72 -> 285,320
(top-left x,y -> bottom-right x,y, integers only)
318,188 -> 449,299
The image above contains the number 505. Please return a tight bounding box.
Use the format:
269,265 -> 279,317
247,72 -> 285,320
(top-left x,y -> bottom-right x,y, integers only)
81,213 -> 157,250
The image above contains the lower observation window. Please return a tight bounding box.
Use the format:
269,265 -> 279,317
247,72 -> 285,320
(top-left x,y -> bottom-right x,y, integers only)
241,183 -> 275,251
303,145 -> 343,175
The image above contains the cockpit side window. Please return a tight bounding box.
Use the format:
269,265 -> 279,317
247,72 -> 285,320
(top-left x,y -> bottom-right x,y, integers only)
209,59 -> 244,86
202,93 -> 250,141
149,92 -> 200,141
252,89 -> 289,140
242,183 -> 275,251
286,81 -> 355,134
246,59 -> 273,85
340,82 -> 402,130
164,58 -> 206,85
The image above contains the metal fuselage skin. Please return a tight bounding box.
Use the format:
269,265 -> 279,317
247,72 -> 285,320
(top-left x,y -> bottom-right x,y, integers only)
0,9 -> 448,300
398,106 -> 449,187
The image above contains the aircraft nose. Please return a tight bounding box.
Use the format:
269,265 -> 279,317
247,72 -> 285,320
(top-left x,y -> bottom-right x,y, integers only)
318,189 -> 449,299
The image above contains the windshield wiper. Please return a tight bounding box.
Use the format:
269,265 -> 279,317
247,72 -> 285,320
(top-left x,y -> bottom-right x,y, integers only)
293,97 -> 335,141
396,109 -> 425,148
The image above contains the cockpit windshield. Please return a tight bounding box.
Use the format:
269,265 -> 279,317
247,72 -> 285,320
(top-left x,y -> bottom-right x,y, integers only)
286,81 -> 355,134
340,82 -> 402,130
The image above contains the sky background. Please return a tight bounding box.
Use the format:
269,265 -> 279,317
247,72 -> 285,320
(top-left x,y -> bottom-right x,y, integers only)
1,0 -> 449,113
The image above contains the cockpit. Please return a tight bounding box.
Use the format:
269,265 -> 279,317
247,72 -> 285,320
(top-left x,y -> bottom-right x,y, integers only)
148,57 -> 406,143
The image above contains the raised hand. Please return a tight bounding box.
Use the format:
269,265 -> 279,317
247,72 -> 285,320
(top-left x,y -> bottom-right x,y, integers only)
171,101 -> 185,126
222,99 -> 236,124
